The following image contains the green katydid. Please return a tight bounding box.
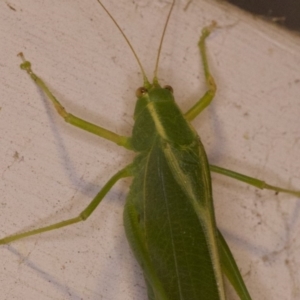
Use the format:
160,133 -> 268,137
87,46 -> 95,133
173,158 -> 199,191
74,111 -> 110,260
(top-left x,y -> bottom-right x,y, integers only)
1,0 -> 299,299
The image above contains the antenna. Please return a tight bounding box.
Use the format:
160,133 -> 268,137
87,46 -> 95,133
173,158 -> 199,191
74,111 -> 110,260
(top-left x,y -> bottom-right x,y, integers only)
96,0 -> 150,86
153,0 -> 175,83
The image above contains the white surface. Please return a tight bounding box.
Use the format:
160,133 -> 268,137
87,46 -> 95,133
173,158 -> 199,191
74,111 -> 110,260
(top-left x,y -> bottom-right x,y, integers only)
0,0 -> 300,299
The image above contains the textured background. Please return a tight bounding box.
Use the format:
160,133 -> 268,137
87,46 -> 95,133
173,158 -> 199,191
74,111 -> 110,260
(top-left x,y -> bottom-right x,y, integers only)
0,0 -> 300,299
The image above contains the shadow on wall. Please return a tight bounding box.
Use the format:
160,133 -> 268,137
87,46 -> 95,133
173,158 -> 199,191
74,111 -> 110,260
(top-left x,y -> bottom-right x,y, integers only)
225,0 -> 300,32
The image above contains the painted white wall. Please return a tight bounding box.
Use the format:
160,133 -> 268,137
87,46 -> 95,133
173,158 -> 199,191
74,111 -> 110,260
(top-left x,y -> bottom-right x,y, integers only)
0,0 -> 299,299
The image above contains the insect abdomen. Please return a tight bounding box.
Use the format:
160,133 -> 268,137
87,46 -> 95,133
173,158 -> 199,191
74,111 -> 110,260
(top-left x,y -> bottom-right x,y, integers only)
124,140 -> 225,299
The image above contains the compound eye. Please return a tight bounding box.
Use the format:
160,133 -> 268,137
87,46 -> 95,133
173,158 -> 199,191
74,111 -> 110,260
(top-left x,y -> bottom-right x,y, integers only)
164,85 -> 173,93
136,87 -> 148,97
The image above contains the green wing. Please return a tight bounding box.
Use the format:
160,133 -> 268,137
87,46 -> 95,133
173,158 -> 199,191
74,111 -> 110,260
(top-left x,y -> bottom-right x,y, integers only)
124,138 -> 225,300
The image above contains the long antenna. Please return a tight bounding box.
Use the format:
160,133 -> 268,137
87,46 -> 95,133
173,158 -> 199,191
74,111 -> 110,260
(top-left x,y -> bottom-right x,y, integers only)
96,0 -> 150,86
153,0 -> 175,83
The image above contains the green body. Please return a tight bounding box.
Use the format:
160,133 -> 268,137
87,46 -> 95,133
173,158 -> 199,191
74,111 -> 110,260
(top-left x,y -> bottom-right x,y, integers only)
124,85 -> 223,299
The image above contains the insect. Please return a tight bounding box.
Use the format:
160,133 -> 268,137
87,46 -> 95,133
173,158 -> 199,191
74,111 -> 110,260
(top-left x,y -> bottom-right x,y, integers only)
1,0 -> 299,299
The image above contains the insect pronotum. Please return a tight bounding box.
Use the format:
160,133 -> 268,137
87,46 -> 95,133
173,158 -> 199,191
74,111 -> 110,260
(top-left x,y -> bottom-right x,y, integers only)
1,0 -> 300,299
